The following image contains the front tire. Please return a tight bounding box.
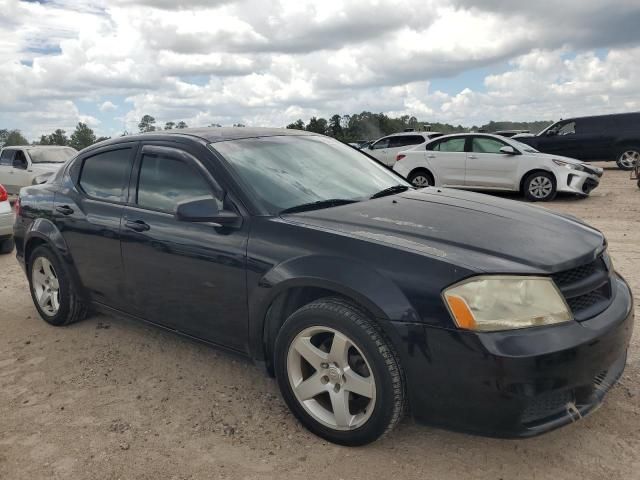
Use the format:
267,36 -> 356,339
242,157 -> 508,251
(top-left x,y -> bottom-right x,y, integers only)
274,298 -> 405,446
616,147 -> 640,170
524,171 -> 557,201
27,245 -> 88,326
0,237 -> 14,254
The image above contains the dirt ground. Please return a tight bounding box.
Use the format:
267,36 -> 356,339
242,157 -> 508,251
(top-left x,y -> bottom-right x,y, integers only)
0,162 -> 638,480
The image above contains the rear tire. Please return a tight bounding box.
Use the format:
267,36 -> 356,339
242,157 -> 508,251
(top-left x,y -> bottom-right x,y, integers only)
274,297 -> 405,446
523,171 -> 557,202
0,237 -> 14,254
27,245 -> 88,326
616,147 -> 640,170
408,169 -> 434,188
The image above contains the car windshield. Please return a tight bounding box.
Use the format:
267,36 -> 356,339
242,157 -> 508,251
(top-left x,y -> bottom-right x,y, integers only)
510,139 -> 539,154
27,147 -> 77,164
211,135 -> 410,214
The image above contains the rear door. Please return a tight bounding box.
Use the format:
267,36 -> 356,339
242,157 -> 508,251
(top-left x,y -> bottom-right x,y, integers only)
120,144 -> 249,351
0,150 -> 15,193
425,136 -> 467,186
465,136 -> 519,189
54,143 -> 137,309
386,135 -> 425,164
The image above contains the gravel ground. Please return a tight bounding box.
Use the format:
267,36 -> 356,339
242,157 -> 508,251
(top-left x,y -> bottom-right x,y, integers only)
0,162 -> 638,480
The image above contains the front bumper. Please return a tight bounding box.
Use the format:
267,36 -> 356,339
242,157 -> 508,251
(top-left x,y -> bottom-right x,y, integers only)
557,169 -> 601,196
391,274 -> 634,437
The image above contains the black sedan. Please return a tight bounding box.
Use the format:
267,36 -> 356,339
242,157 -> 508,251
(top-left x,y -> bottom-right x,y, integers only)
13,128 -> 634,445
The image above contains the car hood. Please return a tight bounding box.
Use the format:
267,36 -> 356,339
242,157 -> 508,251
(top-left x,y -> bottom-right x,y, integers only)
282,188 -> 604,274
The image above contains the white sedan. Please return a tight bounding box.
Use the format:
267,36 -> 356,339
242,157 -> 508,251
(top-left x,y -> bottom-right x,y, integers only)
393,133 -> 603,201
0,184 -> 14,254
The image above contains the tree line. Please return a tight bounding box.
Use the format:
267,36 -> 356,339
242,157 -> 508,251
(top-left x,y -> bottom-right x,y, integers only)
1,112 -> 553,151
286,112 -> 552,142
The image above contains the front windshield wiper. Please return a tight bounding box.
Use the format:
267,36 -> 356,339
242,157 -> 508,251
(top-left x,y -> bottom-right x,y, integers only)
279,199 -> 359,215
370,185 -> 411,199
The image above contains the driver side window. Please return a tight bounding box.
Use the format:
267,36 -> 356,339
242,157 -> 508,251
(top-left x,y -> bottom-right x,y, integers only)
558,121 -> 576,135
13,150 -> 28,169
371,138 -> 390,150
471,137 -> 507,154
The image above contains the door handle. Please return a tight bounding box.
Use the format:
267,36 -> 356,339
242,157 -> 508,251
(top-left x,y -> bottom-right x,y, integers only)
55,205 -> 74,215
468,155 -> 478,159
124,219 -> 150,232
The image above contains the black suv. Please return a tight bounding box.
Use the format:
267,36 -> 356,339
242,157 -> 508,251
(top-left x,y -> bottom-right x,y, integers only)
13,128 -> 634,445
516,112 -> 640,170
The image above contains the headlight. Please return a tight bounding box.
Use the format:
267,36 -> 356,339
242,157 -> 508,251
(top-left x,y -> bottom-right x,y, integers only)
552,159 -> 584,171
443,276 -> 572,332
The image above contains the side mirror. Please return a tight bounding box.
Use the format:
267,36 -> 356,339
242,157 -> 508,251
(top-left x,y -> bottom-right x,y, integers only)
546,130 -> 557,137
175,197 -> 241,228
368,144 -> 374,150
499,146 -> 518,155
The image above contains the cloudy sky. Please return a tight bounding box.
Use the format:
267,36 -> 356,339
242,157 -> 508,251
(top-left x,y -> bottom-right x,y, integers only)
2,0 -> 640,140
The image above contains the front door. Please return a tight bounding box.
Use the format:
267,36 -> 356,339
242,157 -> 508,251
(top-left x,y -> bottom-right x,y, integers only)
11,150 -> 32,190
0,150 -> 15,193
464,136 -> 519,189
367,138 -> 390,165
120,144 -> 249,351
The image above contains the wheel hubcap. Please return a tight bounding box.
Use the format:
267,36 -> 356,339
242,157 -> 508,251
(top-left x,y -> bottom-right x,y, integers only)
529,176 -> 553,199
287,326 -> 376,430
619,150 -> 639,168
412,175 -> 430,187
31,257 -> 60,316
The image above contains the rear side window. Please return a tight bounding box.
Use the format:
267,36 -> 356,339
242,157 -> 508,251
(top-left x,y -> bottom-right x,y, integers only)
430,138 -> 466,152
371,138 -> 390,150
0,150 -> 14,166
136,153 -> 215,213
79,148 -> 132,202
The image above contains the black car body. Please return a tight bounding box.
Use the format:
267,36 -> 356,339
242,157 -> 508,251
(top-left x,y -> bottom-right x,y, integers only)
13,128 -> 634,444
516,112 -> 640,170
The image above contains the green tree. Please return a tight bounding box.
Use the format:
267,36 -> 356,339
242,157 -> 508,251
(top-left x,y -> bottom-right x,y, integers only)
69,122 -> 97,150
328,114 -> 343,138
164,121 -> 175,130
47,129 -> 69,146
38,135 -> 50,145
233,123 -> 246,127
176,121 -> 188,129
306,117 -> 328,134
2,129 -> 29,146
138,115 -> 156,133
286,119 -> 305,130
209,123 -> 222,127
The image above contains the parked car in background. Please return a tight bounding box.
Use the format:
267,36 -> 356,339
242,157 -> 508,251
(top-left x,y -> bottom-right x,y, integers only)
394,133 -> 603,201
365,131 -> 442,166
14,128 -> 633,445
0,146 -> 77,194
0,184 -> 14,253
494,129 -> 530,138
514,112 -> 640,170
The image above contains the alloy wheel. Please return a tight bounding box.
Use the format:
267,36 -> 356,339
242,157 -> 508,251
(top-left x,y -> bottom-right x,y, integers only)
528,176 -> 553,199
618,150 -> 640,169
411,175 -> 431,187
286,326 -> 376,431
31,257 -> 60,316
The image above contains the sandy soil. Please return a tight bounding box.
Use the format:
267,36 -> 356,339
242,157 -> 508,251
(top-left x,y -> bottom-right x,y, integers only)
0,162 -> 638,480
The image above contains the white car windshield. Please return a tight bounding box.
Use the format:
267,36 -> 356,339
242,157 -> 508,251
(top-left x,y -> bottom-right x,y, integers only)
211,135 -> 410,214
28,147 -> 77,164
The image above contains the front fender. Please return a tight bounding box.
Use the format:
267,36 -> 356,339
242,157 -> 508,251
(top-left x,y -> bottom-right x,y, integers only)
247,254 -> 418,362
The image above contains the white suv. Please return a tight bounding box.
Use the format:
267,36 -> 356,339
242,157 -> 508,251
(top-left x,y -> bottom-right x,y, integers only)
363,131 -> 442,166
393,133 -> 603,201
0,146 -> 77,194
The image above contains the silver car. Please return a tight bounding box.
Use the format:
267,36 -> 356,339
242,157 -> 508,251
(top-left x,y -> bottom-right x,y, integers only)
0,146 -> 77,194
393,133 -> 603,201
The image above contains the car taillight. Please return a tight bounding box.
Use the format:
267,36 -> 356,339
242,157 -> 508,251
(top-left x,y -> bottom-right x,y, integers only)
396,154 -> 406,162
0,185 -> 7,202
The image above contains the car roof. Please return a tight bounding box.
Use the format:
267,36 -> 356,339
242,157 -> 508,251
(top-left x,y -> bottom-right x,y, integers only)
556,111 -> 640,122
386,131 -> 440,137
427,132 -> 505,141
119,127 -> 315,144
1,145 -> 75,150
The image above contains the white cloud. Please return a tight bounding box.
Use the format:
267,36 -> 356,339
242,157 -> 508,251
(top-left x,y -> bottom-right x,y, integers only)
99,101 -> 117,112
1,0 -> 640,139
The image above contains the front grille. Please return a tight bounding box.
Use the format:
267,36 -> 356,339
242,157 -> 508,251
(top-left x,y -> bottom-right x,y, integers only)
521,390 -> 574,424
552,255 -> 612,321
